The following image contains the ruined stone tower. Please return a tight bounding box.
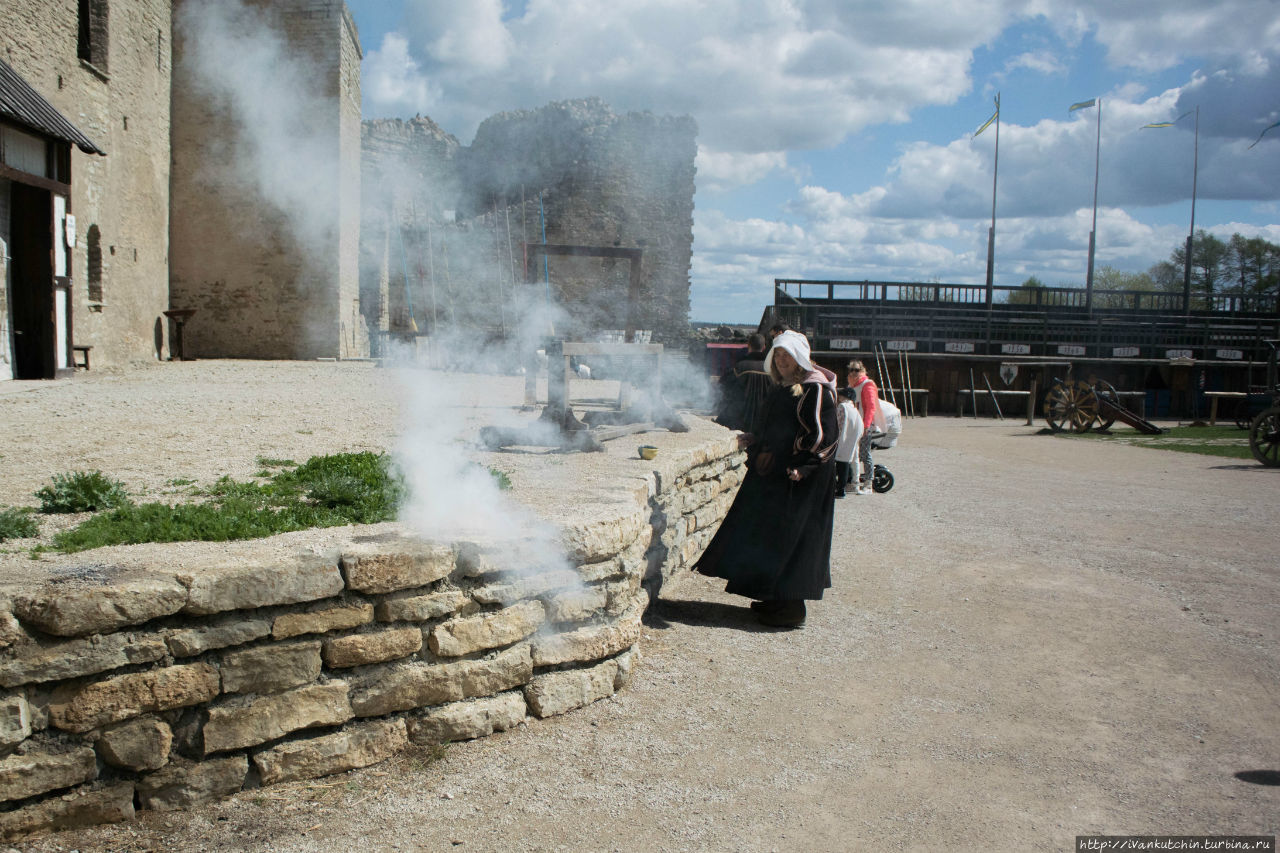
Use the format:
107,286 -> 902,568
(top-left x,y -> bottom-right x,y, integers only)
361,98 -> 697,346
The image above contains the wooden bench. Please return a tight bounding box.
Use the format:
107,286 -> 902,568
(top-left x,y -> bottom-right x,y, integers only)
72,345 -> 92,370
1203,391 -> 1247,425
883,387 -> 929,417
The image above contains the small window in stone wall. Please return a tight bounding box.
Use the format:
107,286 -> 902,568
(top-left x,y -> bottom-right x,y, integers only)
78,0 -> 109,72
87,224 -> 102,303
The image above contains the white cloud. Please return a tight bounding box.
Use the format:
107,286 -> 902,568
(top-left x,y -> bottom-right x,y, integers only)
363,33 -> 440,118
1003,50 -> 1067,77
695,148 -> 791,195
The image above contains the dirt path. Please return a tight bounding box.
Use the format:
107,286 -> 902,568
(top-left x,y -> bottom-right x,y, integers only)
7,365 -> 1280,852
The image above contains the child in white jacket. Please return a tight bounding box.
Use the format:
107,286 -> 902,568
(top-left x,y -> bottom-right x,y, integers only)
834,387 -> 863,498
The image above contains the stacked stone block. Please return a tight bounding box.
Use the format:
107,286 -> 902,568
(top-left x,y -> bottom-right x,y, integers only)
0,437 -> 743,841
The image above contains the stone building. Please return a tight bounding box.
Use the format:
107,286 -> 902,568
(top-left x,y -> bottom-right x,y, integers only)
361,98 -> 698,347
4,5 -> 695,378
1,0 -> 362,379
1,0 -> 173,379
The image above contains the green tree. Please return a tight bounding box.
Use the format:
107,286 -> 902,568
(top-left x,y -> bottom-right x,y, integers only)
1006,275 -> 1046,305
1092,266 -> 1159,308
1226,234 -> 1280,294
1171,230 -> 1230,300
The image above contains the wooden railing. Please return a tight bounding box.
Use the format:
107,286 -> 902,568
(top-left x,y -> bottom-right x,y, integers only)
765,280 -> 1280,362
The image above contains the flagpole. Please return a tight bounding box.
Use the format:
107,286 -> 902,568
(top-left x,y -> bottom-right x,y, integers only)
1086,97 -> 1101,315
1183,105 -> 1199,315
985,93 -> 1000,310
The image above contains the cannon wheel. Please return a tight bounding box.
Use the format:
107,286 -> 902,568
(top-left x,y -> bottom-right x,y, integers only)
1094,379 -> 1119,431
1249,406 -> 1280,466
1043,380 -> 1098,433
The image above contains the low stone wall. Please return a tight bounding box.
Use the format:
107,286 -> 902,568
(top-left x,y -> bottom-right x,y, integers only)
0,438 -> 743,841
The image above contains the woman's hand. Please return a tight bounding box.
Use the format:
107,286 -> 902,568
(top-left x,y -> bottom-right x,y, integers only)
786,467 -> 803,482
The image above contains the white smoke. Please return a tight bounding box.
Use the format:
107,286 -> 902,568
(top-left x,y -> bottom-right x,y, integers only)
389,297 -> 581,581
175,1 -> 340,255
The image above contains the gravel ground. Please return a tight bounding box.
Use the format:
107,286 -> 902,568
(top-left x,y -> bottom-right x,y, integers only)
4,362 -> 1280,852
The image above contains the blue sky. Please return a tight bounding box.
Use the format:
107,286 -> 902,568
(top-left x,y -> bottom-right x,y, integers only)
345,0 -> 1280,323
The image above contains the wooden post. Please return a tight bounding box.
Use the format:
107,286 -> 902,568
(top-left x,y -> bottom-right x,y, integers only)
1026,378 -> 1037,425
547,339 -> 567,419
969,369 -> 979,419
983,372 -> 1003,419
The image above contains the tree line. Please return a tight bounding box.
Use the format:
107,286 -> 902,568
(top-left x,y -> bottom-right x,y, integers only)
1012,230 -> 1280,306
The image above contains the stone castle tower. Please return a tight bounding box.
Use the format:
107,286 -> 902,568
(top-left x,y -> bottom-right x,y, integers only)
169,0 -> 363,360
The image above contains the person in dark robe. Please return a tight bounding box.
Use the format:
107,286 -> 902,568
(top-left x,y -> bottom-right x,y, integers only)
715,333 -> 775,435
695,330 -> 839,627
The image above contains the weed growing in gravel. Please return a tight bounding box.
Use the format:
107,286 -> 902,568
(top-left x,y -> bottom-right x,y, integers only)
49,452 -> 405,553
35,471 -> 132,514
35,454 -> 514,554
0,507 -> 39,542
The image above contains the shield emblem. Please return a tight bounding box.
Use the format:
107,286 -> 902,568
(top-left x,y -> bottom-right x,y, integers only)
999,363 -> 1017,385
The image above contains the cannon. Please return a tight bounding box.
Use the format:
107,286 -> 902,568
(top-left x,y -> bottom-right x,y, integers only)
1042,377 -> 1164,435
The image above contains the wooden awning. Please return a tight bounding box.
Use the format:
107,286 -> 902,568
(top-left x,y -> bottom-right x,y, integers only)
0,58 -> 105,155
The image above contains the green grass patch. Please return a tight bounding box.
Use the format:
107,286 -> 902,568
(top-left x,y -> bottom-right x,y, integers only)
1074,424 -> 1253,460
50,452 -> 405,554
490,468 -> 512,491
0,507 -> 39,542
35,471 -> 132,514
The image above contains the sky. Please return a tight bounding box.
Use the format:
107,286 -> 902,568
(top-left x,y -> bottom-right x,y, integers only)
344,0 -> 1280,323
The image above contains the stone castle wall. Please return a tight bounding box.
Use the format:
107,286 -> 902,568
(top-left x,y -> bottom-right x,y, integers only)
0,438 -> 743,841
361,99 -> 697,346
168,0 -> 362,360
1,0 -> 173,369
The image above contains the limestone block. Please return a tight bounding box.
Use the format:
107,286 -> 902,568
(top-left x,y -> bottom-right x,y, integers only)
560,505 -> 650,563
340,542 -> 455,594
349,644 -> 532,718
253,718 -> 407,786
136,755 -> 247,811
576,554 -> 625,583
166,614 -> 272,658
375,589 -> 470,623
0,781 -> 134,842
0,695 -> 31,750
531,595 -> 646,667
545,586 -> 608,623
323,627 -> 422,669
614,647 -> 640,690
49,663 -> 221,734
219,640 -> 322,695
457,539 -> 564,578
96,716 -> 173,771
524,658 -> 620,718
406,691 -> 526,745
470,570 -> 581,607
0,631 -> 168,689
14,576 -> 188,637
0,609 -> 29,650
203,682 -> 352,754
0,744 -> 97,803
604,574 -> 643,616
179,554 -> 344,617
428,600 -> 545,658
272,603 -> 374,639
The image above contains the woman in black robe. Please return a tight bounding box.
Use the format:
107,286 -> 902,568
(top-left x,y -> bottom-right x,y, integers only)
695,331 -> 839,627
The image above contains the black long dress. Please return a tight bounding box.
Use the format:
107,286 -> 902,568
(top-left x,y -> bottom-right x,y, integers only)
696,379 -> 839,601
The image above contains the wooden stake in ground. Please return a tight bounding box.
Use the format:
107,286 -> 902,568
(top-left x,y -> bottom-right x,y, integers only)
983,372 -> 1004,419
